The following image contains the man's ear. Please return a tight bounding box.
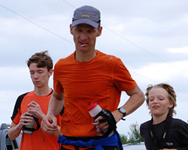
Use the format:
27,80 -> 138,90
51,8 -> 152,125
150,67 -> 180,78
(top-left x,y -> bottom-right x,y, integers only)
97,26 -> 102,37
70,24 -> 73,35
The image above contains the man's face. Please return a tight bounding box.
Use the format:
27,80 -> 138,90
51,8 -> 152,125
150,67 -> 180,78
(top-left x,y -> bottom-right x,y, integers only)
70,24 -> 102,52
29,63 -> 52,88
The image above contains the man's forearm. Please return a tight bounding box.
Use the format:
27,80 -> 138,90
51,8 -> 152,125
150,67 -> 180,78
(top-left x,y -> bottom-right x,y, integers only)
48,95 -> 64,116
123,86 -> 145,116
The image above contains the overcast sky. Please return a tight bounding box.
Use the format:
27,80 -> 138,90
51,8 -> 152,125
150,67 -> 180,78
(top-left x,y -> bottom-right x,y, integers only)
0,0 -> 188,135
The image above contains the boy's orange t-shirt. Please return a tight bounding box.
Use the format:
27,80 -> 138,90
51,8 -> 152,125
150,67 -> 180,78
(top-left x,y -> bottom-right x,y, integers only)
54,50 -> 137,137
11,90 -> 61,150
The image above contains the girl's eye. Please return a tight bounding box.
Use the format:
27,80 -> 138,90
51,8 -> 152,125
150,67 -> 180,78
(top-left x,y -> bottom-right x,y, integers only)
158,96 -> 164,100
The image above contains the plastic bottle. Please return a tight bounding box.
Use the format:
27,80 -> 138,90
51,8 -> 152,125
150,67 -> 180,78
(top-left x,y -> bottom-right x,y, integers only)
23,113 -> 35,134
87,103 -> 115,137
88,102 -> 102,118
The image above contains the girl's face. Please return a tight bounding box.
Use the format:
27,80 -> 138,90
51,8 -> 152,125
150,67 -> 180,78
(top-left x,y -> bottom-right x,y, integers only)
148,87 -> 173,117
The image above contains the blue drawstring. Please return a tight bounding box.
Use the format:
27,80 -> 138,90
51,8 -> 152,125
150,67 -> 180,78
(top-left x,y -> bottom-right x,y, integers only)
58,131 -> 123,150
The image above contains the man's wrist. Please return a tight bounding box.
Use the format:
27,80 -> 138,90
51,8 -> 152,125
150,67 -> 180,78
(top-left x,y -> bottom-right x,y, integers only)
117,107 -> 126,120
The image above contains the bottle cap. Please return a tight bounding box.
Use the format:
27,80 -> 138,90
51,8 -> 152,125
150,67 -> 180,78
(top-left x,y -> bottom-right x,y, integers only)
88,102 -> 102,117
87,103 -> 98,111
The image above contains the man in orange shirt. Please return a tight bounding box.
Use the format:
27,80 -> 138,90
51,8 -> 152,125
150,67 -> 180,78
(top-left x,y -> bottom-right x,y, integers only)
8,51 -> 62,150
41,5 -> 145,150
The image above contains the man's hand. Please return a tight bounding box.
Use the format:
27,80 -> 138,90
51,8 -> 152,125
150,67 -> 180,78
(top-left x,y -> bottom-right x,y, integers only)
94,109 -> 121,129
41,114 -> 58,135
93,109 -> 117,136
94,116 -> 109,130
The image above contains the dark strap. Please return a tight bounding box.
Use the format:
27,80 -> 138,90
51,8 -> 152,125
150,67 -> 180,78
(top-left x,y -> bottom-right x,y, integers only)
95,109 -> 116,137
149,114 -> 172,149
163,114 -> 172,141
65,136 -> 103,141
23,116 -> 40,132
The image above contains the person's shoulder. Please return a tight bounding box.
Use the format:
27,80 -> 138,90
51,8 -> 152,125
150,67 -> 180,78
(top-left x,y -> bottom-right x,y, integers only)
14,92 -> 30,107
140,120 -> 151,136
171,117 -> 188,127
97,50 -> 119,62
17,92 -> 29,100
140,120 -> 151,129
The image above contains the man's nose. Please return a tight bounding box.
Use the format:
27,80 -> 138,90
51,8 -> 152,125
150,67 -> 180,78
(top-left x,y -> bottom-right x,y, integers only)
80,32 -> 87,40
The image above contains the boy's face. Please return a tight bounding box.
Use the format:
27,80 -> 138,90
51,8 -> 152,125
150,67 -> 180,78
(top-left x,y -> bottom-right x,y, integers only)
29,63 -> 52,88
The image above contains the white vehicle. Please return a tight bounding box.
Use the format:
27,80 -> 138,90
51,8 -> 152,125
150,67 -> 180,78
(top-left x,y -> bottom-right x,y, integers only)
0,123 -> 22,150
123,142 -> 146,150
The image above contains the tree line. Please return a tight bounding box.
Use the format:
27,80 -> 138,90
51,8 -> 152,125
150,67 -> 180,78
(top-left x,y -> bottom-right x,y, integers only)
119,122 -> 144,144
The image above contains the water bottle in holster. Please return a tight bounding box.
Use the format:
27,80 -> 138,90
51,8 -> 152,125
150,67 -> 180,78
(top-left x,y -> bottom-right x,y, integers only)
23,114 -> 40,134
87,102 -> 116,137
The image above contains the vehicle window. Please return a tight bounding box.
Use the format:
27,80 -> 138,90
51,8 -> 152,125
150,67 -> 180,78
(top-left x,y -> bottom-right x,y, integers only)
5,135 -> 12,150
5,134 -> 18,150
123,142 -> 146,150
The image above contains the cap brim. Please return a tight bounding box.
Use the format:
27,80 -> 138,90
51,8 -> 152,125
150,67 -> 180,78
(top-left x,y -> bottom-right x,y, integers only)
72,19 -> 99,28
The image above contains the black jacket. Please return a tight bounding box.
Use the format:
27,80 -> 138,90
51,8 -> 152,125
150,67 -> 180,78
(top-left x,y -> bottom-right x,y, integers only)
140,117 -> 188,150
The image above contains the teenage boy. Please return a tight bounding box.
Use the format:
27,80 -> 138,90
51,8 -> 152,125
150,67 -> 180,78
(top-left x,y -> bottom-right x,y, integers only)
9,51 -> 62,150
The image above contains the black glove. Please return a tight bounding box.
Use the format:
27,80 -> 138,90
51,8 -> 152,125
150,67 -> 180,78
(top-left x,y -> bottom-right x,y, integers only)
94,109 -> 116,137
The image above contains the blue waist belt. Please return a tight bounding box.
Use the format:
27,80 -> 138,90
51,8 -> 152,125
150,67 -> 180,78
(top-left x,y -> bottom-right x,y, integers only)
58,131 -> 123,150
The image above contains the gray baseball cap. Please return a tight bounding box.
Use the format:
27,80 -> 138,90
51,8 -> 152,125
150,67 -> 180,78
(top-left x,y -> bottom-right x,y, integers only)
72,5 -> 101,28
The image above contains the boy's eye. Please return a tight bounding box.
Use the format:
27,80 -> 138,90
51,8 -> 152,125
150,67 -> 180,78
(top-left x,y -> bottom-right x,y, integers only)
38,71 -> 43,74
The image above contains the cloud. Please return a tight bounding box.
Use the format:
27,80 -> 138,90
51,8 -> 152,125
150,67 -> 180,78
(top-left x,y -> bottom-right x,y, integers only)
136,61 -> 188,82
0,67 -> 30,90
167,46 -> 188,54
